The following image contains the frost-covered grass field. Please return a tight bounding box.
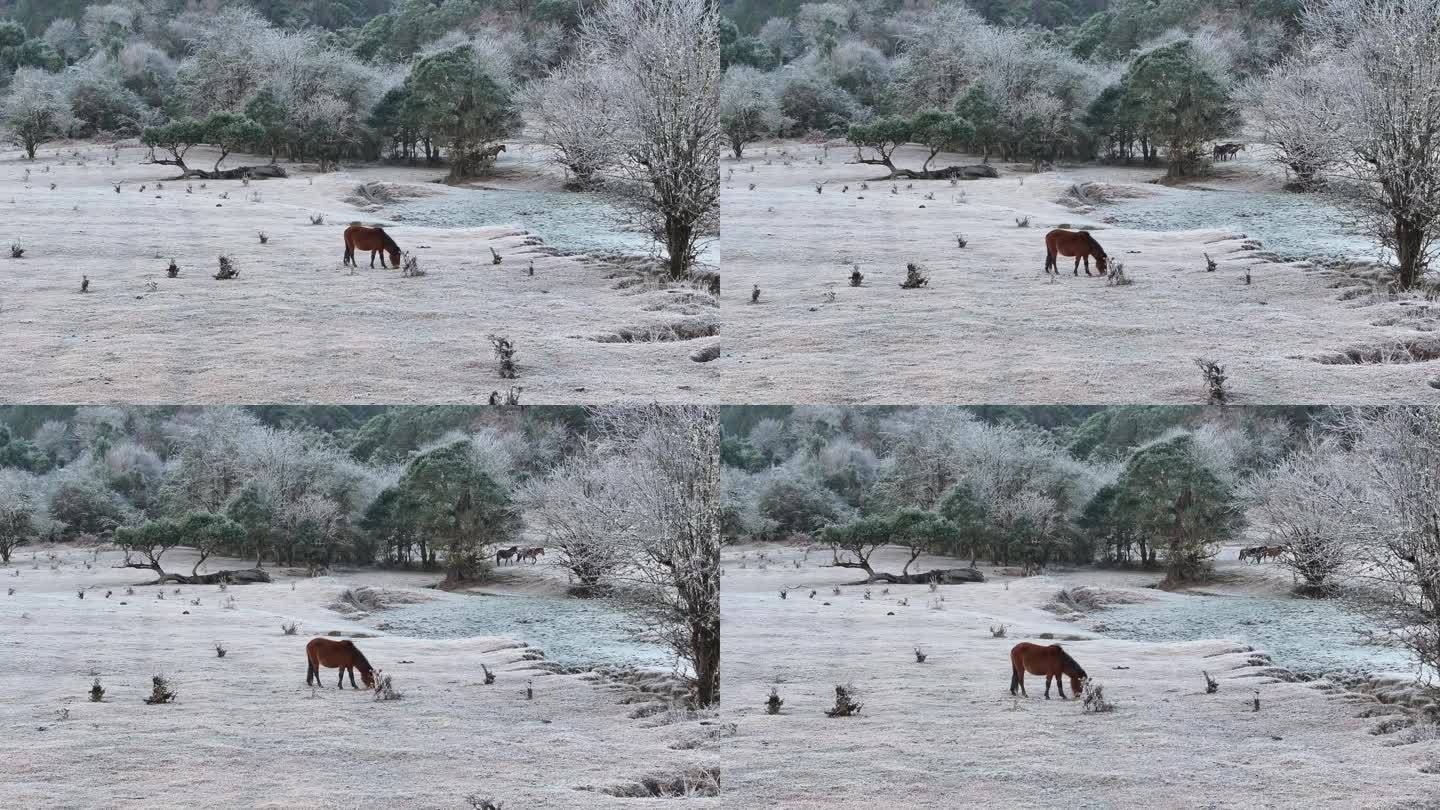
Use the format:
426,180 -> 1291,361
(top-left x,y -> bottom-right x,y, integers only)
0,546 -> 720,808
0,140 -> 719,404
720,544 -> 1440,809
719,139 -> 1440,403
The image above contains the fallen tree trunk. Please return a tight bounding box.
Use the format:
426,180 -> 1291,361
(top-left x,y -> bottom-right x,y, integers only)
141,569 -> 273,586
845,567 -> 987,585
848,161 -> 998,181
190,165 -> 289,180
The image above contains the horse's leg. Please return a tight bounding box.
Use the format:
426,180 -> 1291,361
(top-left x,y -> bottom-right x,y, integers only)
338,668 -> 345,689
349,666 -> 359,688
1045,674 -> 1052,699
1057,678 -> 1068,699
370,251 -> 377,268
1072,256 -> 1080,276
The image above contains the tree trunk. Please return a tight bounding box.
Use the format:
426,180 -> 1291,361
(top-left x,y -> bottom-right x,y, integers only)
1394,215 -> 1426,290
692,616 -> 720,707
664,216 -> 694,280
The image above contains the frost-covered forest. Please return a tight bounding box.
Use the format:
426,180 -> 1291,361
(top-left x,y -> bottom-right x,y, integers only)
0,404 -> 721,705
722,405 -> 1440,678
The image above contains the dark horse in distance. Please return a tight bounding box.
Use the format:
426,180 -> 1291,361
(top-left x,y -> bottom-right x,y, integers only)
1044,228 -> 1109,277
1010,642 -> 1088,699
343,224 -> 402,269
306,637 -> 377,689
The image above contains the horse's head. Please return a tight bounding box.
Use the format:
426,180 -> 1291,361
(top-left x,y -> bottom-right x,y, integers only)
1068,661 -> 1088,696
1094,252 -> 1109,274
388,247 -> 402,268
362,667 -> 377,689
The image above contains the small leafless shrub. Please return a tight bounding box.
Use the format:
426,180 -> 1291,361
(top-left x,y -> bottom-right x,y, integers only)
489,335 -> 517,378
990,624 -> 1008,638
309,213 -> 325,225
914,648 -> 927,663
222,595 -> 237,610
849,265 -> 863,286
464,797 -> 503,810
824,684 -> 862,717
1195,357 -> 1229,405
1203,670 -> 1220,694
1204,252 -> 1217,272
1106,261 -> 1132,286
778,589 -> 787,599
1082,680 -> 1115,713
1251,690 -> 1261,712
831,586 -> 841,596
257,231 -> 268,245
165,259 -> 179,278
9,242 -> 24,259
281,620 -> 299,635
765,687 -> 783,714
481,664 -> 495,685
525,681 -> 533,700
143,675 -> 177,704
215,642 -> 227,658
400,252 -> 424,277
1016,216 -> 1030,228
750,284 -> 760,303
125,587 -> 134,596
373,673 -> 403,701
89,678 -> 105,702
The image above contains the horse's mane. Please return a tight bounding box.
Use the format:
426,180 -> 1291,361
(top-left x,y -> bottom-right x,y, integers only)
349,642 -> 373,672
1056,645 -> 1087,677
1083,231 -> 1107,257
380,230 -> 400,253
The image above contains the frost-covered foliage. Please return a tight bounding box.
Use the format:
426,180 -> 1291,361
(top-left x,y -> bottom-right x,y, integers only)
720,65 -> 785,158
0,407 -> 597,580
724,407 -> 1322,581
1240,43 -> 1348,190
1245,439 -> 1356,593
1256,0 -> 1440,288
1334,408 -> 1440,681
562,405 -> 721,706
3,67 -> 71,158
544,0 -> 720,279
521,58 -> 624,187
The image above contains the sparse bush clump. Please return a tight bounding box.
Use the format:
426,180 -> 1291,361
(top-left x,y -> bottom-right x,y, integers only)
489,335 -> 518,379
1195,358 -> 1229,405
900,263 -> 929,289
990,624 -> 1008,638
281,621 -> 299,635
1106,261 -> 1132,286
9,242 -> 24,259
914,647 -> 927,663
166,260 -> 179,278
824,684 -> 862,717
400,253 -> 425,277
215,256 -> 239,280
143,675 -> 177,704
89,678 -> 105,702
215,642 -> 227,658
765,687 -> 783,714
1203,670 -> 1220,694
1082,680 -> 1115,713
373,673 -> 403,701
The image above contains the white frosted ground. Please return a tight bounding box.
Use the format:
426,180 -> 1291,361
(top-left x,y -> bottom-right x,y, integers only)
0,547 -> 719,808
0,140 -> 718,404
719,139 -> 1440,403
720,544 -> 1440,808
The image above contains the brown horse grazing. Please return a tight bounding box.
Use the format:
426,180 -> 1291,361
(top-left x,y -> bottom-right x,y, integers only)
1010,642 -> 1088,699
305,637 -> 376,690
520,546 -> 545,564
343,224 -> 402,269
1044,229 -> 1109,277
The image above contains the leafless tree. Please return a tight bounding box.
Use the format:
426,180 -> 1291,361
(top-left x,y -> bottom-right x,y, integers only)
573,0 -> 720,279
590,404 -> 720,706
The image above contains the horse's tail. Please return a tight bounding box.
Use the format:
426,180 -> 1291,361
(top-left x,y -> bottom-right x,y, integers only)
342,227 -> 355,265
1009,646 -> 1022,694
